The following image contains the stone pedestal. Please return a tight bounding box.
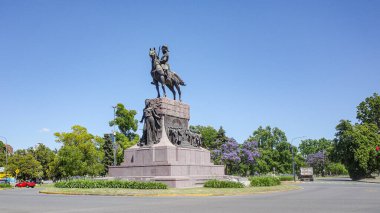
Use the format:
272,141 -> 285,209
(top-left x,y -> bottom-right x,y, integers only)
108,98 -> 225,188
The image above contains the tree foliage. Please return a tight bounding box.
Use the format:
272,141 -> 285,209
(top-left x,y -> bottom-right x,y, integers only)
27,143 -> 56,179
48,125 -> 104,180
109,103 -> 138,140
299,138 -> 333,157
0,141 -> 6,167
102,134 -> 114,173
190,125 -> 219,150
333,120 -> 380,180
306,151 -> 326,176
7,152 -> 43,180
247,126 -> 287,149
357,93 -> 380,129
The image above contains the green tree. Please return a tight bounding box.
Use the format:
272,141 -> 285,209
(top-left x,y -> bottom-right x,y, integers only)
7,152 -> 43,180
108,103 -> 139,165
48,125 -> 104,180
357,93 -> 380,129
109,103 -> 138,140
299,138 -> 333,158
0,141 -> 6,167
333,120 -> 380,180
247,126 -> 287,149
190,125 -> 219,150
102,134 -> 114,172
28,143 -> 56,179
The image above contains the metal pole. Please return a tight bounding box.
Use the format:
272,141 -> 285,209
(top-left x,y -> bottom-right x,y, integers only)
112,106 -> 117,166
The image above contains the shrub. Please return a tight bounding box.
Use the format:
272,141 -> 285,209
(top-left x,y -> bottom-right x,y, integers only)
54,179 -> 167,189
0,183 -> 12,188
326,163 -> 349,176
249,176 -> 281,187
204,179 -> 244,188
278,176 -> 293,181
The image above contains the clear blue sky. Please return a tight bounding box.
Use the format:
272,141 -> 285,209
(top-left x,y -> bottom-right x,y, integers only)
1,0 -> 379,150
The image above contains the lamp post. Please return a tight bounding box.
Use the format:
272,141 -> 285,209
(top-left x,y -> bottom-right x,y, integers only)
291,136 -> 306,182
112,106 -> 117,166
0,136 -> 8,179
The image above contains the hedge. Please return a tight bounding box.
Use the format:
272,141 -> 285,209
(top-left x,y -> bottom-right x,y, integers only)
204,179 -> 244,188
54,179 -> 168,189
0,183 -> 12,188
278,176 -> 293,181
249,176 -> 281,187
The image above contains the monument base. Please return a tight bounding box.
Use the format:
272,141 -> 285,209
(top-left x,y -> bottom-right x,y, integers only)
108,98 -> 225,188
108,145 -> 225,188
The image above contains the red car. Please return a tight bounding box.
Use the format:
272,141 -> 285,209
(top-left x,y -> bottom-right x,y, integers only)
15,181 -> 36,188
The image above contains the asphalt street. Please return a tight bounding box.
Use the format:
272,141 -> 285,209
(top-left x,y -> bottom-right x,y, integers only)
1,179 -> 380,213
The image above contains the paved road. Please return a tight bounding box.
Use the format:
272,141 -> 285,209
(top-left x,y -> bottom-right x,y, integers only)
1,179 -> 380,213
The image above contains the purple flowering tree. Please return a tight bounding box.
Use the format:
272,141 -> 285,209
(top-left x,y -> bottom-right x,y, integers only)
306,151 -> 326,176
240,140 -> 261,176
220,138 -> 241,175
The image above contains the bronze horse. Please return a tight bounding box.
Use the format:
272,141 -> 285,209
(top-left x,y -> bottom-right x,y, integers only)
149,48 -> 185,101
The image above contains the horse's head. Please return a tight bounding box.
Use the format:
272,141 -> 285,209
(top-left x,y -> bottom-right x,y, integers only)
149,48 -> 157,60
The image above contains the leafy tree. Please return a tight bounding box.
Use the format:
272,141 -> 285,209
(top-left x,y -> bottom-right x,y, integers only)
48,125 -> 104,180
239,140 -> 260,176
306,151 -> 327,176
247,126 -> 287,149
220,138 -> 240,175
357,93 -> 380,129
216,126 -> 228,145
299,138 -> 333,158
254,149 -> 278,175
7,152 -> 43,180
102,134 -> 114,172
109,103 -> 138,140
333,120 -> 380,180
0,141 -> 6,167
108,103 -> 139,165
190,125 -> 219,150
247,126 -> 296,175
275,141 -> 294,174
28,143 -> 56,179
326,163 -> 348,176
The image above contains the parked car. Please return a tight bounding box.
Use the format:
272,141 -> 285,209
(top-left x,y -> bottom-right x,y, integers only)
15,181 -> 36,188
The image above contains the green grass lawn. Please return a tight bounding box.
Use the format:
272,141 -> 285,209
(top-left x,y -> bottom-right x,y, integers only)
39,183 -> 300,197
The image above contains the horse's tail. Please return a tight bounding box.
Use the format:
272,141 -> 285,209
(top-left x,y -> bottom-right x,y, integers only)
172,72 -> 186,86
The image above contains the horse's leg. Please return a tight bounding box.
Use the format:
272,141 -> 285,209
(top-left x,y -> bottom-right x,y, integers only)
175,83 -> 182,102
160,75 -> 166,97
154,80 -> 160,98
168,84 -> 176,100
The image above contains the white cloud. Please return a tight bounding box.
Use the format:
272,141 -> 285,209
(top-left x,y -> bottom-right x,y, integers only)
40,128 -> 50,133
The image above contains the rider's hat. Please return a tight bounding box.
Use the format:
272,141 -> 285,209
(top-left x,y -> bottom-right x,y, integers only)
162,44 -> 169,52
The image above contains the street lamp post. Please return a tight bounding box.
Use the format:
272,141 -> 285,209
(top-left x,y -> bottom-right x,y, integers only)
112,106 -> 117,166
291,136 -> 306,182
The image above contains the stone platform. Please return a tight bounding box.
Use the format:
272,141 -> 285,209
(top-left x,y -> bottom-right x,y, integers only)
108,98 -> 225,188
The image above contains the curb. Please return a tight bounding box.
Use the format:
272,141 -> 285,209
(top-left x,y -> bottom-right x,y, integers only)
39,186 -> 301,197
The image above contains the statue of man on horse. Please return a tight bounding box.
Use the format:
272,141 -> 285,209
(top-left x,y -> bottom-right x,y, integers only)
149,45 -> 186,101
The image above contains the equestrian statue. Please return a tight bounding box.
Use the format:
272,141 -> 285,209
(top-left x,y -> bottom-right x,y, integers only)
149,45 -> 186,101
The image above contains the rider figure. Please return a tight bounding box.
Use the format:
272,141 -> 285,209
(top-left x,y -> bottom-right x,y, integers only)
160,45 -> 170,76
160,45 -> 185,85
